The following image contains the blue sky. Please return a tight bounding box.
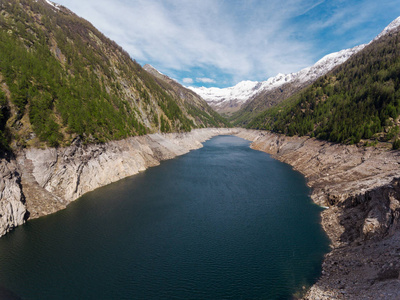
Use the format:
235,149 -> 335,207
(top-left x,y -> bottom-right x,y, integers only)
54,0 -> 400,88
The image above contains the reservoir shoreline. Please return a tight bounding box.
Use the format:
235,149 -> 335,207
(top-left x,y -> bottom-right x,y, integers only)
0,128 -> 239,236
236,130 -> 400,299
1,128 -> 400,299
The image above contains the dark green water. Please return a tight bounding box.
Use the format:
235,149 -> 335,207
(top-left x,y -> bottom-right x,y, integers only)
0,136 -> 329,299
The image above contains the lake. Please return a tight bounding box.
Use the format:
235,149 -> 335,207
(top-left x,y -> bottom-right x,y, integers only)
0,135 -> 329,299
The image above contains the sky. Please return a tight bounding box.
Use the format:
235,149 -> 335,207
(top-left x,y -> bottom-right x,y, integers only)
53,0 -> 400,88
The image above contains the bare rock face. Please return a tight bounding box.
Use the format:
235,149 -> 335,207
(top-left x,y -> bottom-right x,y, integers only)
8,128 -> 236,225
0,128 -> 237,237
0,157 -> 26,236
235,130 -> 400,299
2,128 -> 400,298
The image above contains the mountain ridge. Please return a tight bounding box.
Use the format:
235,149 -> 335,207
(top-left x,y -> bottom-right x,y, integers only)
143,64 -> 231,128
247,15 -> 400,146
0,0 -> 227,151
189,44 -> 365,116
189,16 -> 400,121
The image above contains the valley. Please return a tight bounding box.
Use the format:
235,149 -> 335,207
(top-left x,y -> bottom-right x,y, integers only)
1,0 -> 400,299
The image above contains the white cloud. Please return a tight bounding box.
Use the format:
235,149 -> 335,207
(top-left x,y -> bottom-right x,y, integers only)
182,78 -> 194,84
196,78 -> 216,84
53,0 -> 400,87
54,0 -> 317,81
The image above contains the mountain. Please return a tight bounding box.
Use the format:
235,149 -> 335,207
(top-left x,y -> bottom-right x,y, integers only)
188,80 -> 262,116
231,44 -> 366,125
247,16 -> 400,147
190,45 -> 365,120
143,65 -> 230,128
0,0 -> 227,151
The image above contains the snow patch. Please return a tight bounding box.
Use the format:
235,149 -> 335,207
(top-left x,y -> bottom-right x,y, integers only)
189,81 -> 260,105
190,44 -> 365,106
373,16 -> 400,41
190,16 -> 400,107
45,0 -> 60,10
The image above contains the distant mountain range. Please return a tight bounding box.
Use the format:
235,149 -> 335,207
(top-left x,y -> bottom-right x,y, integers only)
189,17 -> 400,126
190,44 -> 365,116
247,16 -> 400,146
231,44 -> 367,125
189,45 -> 365,114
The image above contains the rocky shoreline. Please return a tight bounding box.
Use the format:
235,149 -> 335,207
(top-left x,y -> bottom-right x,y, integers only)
1,128 -> 400,299
0,128 -> 238,236
236,130 -> 400,299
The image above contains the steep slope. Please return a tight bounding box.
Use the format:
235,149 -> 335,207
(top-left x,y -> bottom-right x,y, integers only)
0,0 -> 226,151
190,45 -> 364,120
236,129 -> 400,299
232,45 -> 365,125
248,16 -> 400,147
143,65 -> 230,128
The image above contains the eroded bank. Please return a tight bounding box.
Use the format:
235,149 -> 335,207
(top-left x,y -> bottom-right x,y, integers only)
0,128 -> 238,236
236,130 -> 400,299
1,128 -> 400,299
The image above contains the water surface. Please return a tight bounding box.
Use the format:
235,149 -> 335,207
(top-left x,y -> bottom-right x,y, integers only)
0,136 -> 329,299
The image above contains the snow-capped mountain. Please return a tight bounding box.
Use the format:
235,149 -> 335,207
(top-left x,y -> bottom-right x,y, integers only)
188,81 -> 262,116
189,44 -> 365,115
142,64 -> 227,122
373,16 -> 400,41
190,16 -> 400,116
189,80 -> 259,106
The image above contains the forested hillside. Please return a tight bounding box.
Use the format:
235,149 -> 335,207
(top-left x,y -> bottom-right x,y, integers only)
247,21 -> 400,148
0,0 -> 227,151
143,64 -> 230,130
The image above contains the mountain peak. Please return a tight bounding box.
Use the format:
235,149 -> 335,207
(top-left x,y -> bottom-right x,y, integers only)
373,16 -> 400,41
143,64 -> 181,85
143,64 -> 160,73
191,43 -> 365,116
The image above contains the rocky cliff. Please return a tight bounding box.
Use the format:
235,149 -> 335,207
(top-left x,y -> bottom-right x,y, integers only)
0,128 -> 237,236
0,156 -> 26,236
236,130 -> 400,299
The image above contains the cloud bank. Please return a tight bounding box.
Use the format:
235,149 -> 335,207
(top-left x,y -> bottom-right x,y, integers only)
55,0 -> 400,87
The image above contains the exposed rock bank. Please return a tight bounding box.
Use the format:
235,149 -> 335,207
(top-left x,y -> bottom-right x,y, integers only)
236,130 -> 400,299
0,128 -> 237,236
0,156 -> 26,236
1,128 -> 400,299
